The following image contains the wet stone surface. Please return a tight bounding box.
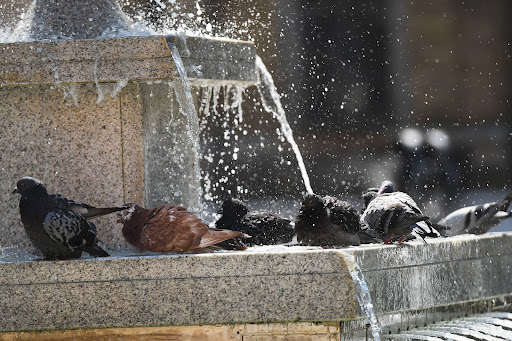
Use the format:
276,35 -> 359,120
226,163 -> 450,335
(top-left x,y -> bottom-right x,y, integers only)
0,234 -> 511,334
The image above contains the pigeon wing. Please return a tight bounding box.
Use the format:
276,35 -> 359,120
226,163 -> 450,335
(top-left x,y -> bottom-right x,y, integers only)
43,209 -> 91,249
324,199 -> 360,234
141,205 -> 209,252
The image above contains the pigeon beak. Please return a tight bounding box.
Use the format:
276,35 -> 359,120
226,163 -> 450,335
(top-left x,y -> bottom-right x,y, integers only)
12,188 -> 19,194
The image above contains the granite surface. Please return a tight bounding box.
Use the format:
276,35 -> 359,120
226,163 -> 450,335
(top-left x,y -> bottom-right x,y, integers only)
347,232 -> 512,313
0,234 -> 511,334
1,83 -> 131,251
0,35 -> 256,86
0,249 -> 355,332
340,232 -> 512,337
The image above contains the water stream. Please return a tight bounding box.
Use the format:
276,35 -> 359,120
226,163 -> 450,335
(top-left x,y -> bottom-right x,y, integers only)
255,55 -> 314,194
167,41 -> 205,217
341,251 -> 382,341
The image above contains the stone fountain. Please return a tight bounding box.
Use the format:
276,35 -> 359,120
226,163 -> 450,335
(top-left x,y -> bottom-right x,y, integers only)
0,0 -> 256,250
1,1 -> 512,340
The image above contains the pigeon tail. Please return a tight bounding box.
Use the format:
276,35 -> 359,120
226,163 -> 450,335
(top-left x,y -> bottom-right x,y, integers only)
431,222 -> 450,237
197,228 -> 246,249
499,191 -> 512,212
81,243 -> 110,257
72,205 -> 127,219
357,230 -> 382,244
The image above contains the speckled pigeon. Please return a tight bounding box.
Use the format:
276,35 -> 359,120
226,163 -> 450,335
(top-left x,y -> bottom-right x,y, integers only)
13,177 -> 111,260
214,198 -> 294,246
360,180 -> 441,244
118,203 -> 247,253
439,191 -> 512,236
295,193 -> 376,246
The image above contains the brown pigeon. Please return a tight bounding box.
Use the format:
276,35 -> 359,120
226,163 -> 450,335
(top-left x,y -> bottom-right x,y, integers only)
118,203 -> 246,253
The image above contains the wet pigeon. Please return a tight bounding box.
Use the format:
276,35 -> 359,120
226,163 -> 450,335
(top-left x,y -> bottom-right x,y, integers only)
118,203 -> 246,253
439,191 -> 512,236
361,187 -> 380,213
214,198 -> 294,246
295,193 -> 371,246
361,181 -> 440,244
13,177 -> 110,260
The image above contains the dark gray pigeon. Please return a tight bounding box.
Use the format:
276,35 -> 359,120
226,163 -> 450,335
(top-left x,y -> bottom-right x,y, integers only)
361,187 -> 380,213
360,180 -> 440,244
215,198 -> 294,246
439,191 -> 512,236
13,176 -> 113,260
295,193 -> 373,246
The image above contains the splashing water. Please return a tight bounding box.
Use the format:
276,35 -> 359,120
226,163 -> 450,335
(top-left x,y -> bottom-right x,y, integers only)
255,55 -> 313,194
168,40 -> 204,217
386,312 -> 512,340
341,252 -> 382,341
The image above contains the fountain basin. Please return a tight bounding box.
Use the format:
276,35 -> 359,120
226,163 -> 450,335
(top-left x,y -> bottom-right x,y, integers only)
0,233 -> 511,339
0,34 -> 256,251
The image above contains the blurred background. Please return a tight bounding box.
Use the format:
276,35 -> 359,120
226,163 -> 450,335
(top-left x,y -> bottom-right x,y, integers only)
1,0 -> 511,228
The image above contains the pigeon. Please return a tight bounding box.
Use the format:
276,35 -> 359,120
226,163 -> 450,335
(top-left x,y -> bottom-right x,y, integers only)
360,180 -> 441,244
361,187 -> 380,213
295,193 -> 371,246
13,177 -> 111,260
118,203 -> 247,253
439,191 -> 512,236
214,198 -> 294,246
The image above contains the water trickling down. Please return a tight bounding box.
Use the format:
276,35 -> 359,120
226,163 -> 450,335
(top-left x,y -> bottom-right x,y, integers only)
255,55 -> 314,194
168,41 -> 205,217
342,252 -> 382,341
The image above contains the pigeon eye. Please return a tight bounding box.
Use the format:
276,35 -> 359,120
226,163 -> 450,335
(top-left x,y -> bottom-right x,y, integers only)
20,182 -> 25,187
309,200 -> 313,204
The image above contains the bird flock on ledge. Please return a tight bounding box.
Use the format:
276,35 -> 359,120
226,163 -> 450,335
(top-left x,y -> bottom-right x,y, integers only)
12,176 -> 512,261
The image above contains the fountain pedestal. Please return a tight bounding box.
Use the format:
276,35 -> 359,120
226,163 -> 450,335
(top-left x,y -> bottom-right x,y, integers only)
0,35 -> 256,251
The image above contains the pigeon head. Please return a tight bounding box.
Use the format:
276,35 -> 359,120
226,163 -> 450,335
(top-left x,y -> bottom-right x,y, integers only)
301,193 -> 323,210
12,177 -> 47,196
218,198 -> 249,217
377,180 -> 394,194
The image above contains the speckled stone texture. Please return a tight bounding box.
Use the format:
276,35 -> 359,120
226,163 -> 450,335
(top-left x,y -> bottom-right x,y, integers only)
0,235 -> 511,334
1,82 -> 141,250
0,35 -> 256,86
0,250 -> 355,332
340,232 -> 512,337
0,35 -> 256,252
